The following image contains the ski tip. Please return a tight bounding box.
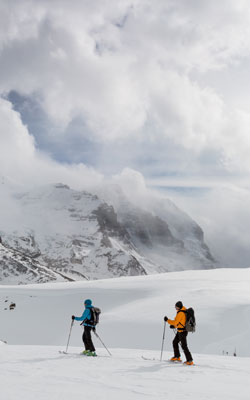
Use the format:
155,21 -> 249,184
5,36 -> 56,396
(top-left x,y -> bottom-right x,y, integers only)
141,356 -> 157,361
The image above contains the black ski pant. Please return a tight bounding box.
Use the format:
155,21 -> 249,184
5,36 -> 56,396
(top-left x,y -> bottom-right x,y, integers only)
82,326 -> 95,352
173,331 -> 193,362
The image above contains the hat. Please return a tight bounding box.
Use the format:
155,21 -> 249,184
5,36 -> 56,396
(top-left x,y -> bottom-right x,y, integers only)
84,299 -> 92,306
175,301 -> 183,309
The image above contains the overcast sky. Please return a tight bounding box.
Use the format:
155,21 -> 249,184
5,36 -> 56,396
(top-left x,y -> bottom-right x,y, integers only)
1,0 -> 250,267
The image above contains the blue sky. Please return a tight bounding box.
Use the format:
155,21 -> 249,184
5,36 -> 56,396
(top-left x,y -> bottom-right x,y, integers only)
1,0 -> 250,267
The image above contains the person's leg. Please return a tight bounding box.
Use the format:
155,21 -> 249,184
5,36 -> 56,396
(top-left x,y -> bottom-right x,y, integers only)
180,332 -> 193,361
84,326 -> 96,352
173,332 -> 181,358
82,327 -> 88,350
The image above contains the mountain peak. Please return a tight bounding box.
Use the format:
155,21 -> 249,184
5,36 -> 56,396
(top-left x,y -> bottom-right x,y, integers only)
0,184 -> 215,284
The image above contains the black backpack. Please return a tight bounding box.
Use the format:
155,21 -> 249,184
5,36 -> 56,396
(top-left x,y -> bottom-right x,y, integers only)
184,308 -> 196,333
89,307 -> 101,326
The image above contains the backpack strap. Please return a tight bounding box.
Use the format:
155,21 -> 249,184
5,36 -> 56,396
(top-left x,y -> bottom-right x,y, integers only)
177,310 -> 187,331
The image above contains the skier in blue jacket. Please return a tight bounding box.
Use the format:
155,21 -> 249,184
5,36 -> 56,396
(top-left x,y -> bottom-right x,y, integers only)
72,299 -> 96,356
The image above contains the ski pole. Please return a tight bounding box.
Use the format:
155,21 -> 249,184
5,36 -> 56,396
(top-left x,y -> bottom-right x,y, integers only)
160,321 -> 166,361
65,319 -> 74,354
93,331 -> 112,356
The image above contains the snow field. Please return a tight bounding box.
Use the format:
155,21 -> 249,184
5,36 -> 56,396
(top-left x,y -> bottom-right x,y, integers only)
1,268 -> 250,399
1,268 -> 250,357
0,345 -> 250,400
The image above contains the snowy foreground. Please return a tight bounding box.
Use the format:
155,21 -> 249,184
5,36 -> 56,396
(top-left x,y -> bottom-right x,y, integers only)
1,344 -> 250,400
1,268 -> 250,399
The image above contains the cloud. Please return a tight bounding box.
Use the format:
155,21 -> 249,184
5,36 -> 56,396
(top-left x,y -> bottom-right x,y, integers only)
1,0 -> 250,162
113,167 -> 147,198
0,98 -> 103,189
164,184 -> 250,268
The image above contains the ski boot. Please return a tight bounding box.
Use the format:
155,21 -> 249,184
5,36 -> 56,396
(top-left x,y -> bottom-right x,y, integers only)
169,357 -> 182,362
80,350 -> 90,355
183,361 -> 194,366
86,351 -> 97,357
87,351 -> 97,357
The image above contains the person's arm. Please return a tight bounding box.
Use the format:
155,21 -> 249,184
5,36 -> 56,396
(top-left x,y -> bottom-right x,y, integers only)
74,309 -> 90,321
167,312 -> 182,327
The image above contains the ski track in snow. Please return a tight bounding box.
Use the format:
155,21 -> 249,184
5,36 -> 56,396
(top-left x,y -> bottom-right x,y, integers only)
0,346 -> 250,400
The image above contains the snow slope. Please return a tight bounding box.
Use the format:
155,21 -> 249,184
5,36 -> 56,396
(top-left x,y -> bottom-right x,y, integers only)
1,268 -> 250,399
1,268 -> 250,357
1,345 -> 250,400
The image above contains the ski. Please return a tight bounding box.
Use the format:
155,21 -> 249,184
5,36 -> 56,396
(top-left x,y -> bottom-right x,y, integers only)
141,356 -> 189,365
59,351 -> 88,356
59,351 -> 109,358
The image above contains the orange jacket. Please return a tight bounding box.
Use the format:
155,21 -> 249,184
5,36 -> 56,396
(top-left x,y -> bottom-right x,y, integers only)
167,307 -> 186,332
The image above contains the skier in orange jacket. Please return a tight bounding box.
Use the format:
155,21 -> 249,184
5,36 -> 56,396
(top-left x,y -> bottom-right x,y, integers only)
164,301 -> 193,365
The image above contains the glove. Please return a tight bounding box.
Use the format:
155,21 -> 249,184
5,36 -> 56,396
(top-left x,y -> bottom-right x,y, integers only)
72,315 -> 75,320
170,325 -> 175,329
164,316 -> 168,322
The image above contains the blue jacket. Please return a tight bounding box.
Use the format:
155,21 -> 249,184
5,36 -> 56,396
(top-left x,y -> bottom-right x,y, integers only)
74,304 -> 94,327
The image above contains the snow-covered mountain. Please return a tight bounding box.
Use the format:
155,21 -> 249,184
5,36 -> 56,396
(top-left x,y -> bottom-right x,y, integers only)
0,243 -> 66,284
0,183 -> 214,284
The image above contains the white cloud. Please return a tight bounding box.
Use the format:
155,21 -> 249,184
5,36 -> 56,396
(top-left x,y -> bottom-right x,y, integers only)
165,184 -> 250,268
113,167 -> 147,198
1,0 -> 250,157
0,98 -> 103,189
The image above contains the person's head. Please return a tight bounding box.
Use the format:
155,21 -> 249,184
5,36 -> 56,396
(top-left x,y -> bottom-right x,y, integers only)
84,299 -> 92,307
175,301 -> 183,310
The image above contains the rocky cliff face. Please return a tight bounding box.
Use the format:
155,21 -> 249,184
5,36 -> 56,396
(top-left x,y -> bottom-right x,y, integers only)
0,183 -> 214,284
0,243 -> 67,284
